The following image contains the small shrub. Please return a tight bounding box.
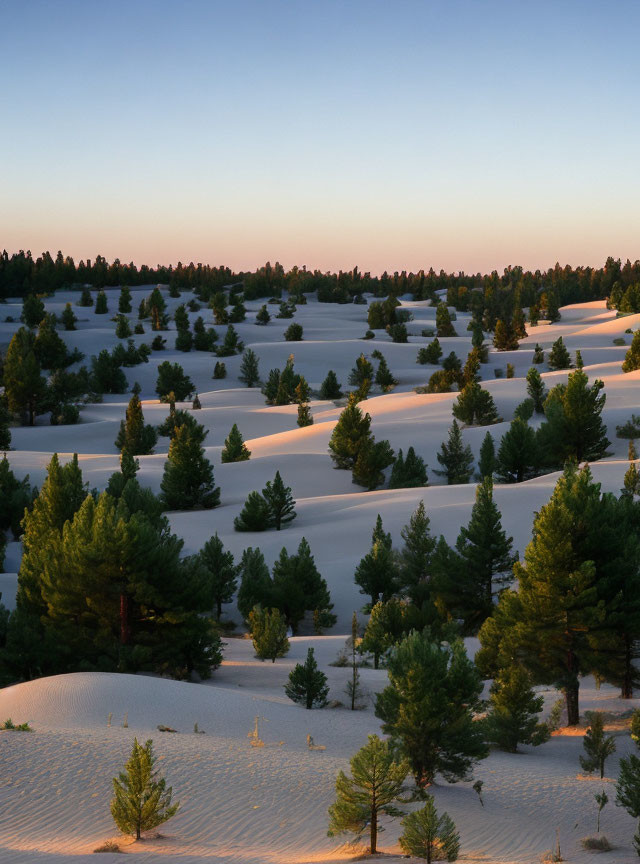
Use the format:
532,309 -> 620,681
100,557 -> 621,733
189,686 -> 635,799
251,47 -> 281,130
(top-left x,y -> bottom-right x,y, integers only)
580,836 -> 611,852
626,328 -> 633,334
547,698 -> 565,731
421,328 -> 435,337
494,367 -> 503,378
213,361 -> 226,379
284,322 -> 303,341
134,323 -> 145,335
93,840 -> 121,853
613,337 -> 626,346
151,335 -> 166,350
1,718 -> 33,731
363,330 -> 375,340
506,363 -> 515,378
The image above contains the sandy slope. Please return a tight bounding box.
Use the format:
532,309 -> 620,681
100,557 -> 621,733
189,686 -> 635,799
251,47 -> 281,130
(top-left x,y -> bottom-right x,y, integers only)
2,293 -> 640,861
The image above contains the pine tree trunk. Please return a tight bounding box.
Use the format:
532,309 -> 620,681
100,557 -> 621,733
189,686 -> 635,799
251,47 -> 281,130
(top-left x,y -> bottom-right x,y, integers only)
564,683 -> 579,726
370,805 -> 377,854
216,598 -> 222,620
120,593 -> 130,645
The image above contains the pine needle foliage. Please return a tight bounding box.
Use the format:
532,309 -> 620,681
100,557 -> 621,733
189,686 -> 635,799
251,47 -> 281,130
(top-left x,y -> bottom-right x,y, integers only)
399,796 -> 460,863
284,646 -> 329,709
327,734 -> 409,854
111,738 -> 179,840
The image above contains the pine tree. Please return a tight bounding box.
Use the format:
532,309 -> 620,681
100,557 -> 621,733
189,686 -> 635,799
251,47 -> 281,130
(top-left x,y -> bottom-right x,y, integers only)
483,665 -> 550,753
160,424 -> 220,510
375,356 -> 397,391
436,303 -> 456,337
452,381 -> 500,426
61,303 -> 77,331
115,314 -> 131,339
234,491 -> 271,532
434,420 -> 474,484
217,324 -> 243,356
249,606 -> 289,662
239,349 -> 260,387
537,370 -> 610,466
623,440 -> 640,497
221,423 -> 251,463
399,797 -> 460,864
256,304 -> 271,325
294,376 -> 310,404
22,293 -> 46,328
354,516 -> 399,608
493,319 -> 519,351
4,328 -> 47,425
616,749 -> 640,854
345,611 -> 363,709
580,712 -> 616,778
114,394 -> 157,455
526,367 -> 547,413
375,631 -> 488,787
389,447 -> 428,488
212,360 -> 226,379
548,336 -> 572,370
197,534 -> 237,619
236,547 -> 272,620
17,452 -> 87,615
0,403 -> 11,451
623,331 -> 640,373
533,343 -> 544,364
271,537 -> 335,633
175,328 -> 193,352
0,454 -> 33,537
106,449 -> 140,498
155,361 -> 194,401
95,290 -> 108,314
284,647 -> 328,709
284,322 -> 303,341
111,738 -> 179,840
327,735 -> 408,855
320,369 -> 342,399
477,431 -> 496,480
348,354 -> 374,389
79,285 -> 93,306
439,478 -> 516,633
359,598 -> 405,669
496,418 -> 538,483
329,394 -> 373,469
417,338 -> 443,365
297,403 -> 313,427
398,500 -> 437,609
575,349 -> 584,369
352,436 -> 395,490
262,470 -> 296,530
118,286 -> 132,313
477,465 -> 604,725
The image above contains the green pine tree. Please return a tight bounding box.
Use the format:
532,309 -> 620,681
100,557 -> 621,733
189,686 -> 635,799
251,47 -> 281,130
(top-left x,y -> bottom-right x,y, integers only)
436,303 -> 456,337
248,606 -> 290,662
483,665 -> 550,753
22,293 -> 45,328
271,537 -> 335,633
297,403 -> 313,427
477,431 -> 496,480
284,646 -> 328,709
118,286 -> 132,313
256,304 -> 270,325
389,447 -> 428,489
61,303 -> 77,331
417,338 -> 443,365
236,547 -> 272,620
95,290 -> 108,314
78,285 -> 93,306
354,515 -> 399,608
616,750 -> 640,854
526,367 -> 547,413
452,381 -> 500,426
375,356 -> 397,391
234,491 -> 271,532
320,369 -> 342,399
111,738 -> 179,840
198,533 -> 238,619
434,420 -> 474,484
548,336 -> 572,370
375,630 -> 488,787
496,418 -> 538,483
239,349 -> 260,386
493,319 -> 519,350
533,343 -> 544,364
4,328 -> 48,425
580,712 -> 616,778
399,797 -> 460,863
160,424 -> 220,510
262,470 -> 296,530
329,395 -> 373,469
327,734 -> 408,854
221,423 -> 251,463
398,500 -> 437,610
623,331 -> 640,373
114,394 -> 157,455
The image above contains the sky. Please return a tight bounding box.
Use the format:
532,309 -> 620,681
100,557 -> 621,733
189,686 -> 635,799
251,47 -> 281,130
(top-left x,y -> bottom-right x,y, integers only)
1,0 -> 639,275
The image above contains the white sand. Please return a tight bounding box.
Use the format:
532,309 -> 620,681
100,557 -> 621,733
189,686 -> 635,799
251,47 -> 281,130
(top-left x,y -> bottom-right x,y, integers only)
1,293 -> 640,861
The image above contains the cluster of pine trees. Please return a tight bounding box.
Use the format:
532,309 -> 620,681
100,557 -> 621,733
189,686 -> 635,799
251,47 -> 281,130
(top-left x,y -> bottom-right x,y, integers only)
0,453 -> 223,683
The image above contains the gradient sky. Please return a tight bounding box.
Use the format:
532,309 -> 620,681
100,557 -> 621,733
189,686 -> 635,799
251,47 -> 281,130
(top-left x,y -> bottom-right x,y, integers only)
1,0 -> 639,275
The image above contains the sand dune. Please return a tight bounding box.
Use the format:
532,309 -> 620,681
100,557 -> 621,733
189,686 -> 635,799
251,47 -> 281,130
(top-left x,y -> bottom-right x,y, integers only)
3,295 -> 640,861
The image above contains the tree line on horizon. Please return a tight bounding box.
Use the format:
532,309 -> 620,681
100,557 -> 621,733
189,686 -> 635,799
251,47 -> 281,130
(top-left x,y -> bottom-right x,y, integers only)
1,248 -> 638,309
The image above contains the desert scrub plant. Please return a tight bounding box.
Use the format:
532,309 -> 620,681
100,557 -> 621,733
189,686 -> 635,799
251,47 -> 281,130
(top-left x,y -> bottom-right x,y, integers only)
93,840 -> 121,853
1,718 -> 33,731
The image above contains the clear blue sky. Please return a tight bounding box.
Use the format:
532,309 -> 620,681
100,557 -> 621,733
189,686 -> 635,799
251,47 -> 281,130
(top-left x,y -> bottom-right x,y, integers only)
1,0 -> 639,274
